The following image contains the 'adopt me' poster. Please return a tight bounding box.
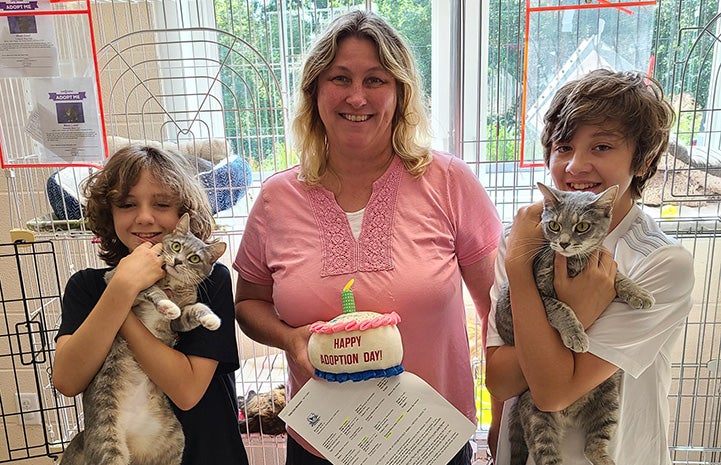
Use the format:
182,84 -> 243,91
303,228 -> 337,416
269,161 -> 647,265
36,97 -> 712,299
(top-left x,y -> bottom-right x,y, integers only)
0,0 -> 59,78
25,77 -> 104,165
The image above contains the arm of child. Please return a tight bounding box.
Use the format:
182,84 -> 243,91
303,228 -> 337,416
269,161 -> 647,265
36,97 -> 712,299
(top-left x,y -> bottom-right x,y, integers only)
53,242 -> 165,396
553,249 -> 617,329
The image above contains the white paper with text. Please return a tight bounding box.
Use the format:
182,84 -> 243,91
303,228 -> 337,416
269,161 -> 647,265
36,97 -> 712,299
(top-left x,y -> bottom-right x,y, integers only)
280,372 -> 476,465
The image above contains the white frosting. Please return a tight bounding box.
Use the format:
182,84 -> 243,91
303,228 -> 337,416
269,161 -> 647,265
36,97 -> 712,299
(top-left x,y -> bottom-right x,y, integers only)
308,311 -> 403,374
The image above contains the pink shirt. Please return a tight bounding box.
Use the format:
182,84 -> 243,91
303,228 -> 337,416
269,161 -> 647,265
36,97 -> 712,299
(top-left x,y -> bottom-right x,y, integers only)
234,152 -> 501,449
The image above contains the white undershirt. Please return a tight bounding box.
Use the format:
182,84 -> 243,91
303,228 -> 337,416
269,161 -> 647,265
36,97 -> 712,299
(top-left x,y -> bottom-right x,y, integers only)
346,208 -> 364,239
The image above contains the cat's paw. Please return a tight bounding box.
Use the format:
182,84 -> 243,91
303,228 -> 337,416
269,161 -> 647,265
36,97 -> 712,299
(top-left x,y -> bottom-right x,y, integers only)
583,451 -> 615,465
623,290 -> 655,310
562,331 -> 589,353
615,274 -> 655,310
157,300 -> 181,319
200,314 -> 221,331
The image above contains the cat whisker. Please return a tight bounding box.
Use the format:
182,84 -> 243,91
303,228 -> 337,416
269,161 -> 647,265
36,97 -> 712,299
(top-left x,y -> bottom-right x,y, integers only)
506,242 -> 548,265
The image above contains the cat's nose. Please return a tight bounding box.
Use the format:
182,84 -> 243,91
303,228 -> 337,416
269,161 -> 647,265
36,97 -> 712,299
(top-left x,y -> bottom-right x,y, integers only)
559,242 -> 570,249
174,258 -> 182,266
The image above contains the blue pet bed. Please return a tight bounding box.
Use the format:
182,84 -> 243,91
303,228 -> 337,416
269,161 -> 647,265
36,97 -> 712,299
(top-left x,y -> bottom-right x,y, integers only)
198,156 -> 253,214
47,156 -> 252,220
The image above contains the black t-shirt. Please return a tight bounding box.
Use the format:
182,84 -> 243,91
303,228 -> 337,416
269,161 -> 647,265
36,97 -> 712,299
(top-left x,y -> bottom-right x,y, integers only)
57,263 -> 249,465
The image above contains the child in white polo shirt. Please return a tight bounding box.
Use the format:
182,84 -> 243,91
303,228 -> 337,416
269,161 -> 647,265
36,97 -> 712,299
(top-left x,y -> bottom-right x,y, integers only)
485,69 -> 694,465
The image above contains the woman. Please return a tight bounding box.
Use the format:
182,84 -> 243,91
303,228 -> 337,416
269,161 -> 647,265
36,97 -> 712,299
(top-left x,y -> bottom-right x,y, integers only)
234,10 -> 502,465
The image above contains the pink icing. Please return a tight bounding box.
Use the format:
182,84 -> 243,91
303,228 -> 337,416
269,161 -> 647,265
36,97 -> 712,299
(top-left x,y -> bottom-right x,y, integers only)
309,312 -> 401,334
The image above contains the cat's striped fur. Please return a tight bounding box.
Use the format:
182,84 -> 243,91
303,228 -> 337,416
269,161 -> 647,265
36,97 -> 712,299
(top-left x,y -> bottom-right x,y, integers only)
495,183 -> 654,465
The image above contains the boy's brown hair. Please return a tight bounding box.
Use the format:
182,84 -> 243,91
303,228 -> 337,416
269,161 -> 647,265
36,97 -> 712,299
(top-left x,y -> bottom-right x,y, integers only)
83,144 -> 215,266
541,69 -> 675,199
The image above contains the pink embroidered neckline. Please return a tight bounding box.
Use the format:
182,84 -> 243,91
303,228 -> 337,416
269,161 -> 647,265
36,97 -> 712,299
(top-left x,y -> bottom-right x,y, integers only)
309,311 -> 402,334
307,156 -> 403,277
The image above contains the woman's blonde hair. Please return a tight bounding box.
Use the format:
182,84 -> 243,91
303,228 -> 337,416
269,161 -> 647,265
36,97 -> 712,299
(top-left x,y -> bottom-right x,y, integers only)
292,10 -> 432,184
83,144 -> 215,266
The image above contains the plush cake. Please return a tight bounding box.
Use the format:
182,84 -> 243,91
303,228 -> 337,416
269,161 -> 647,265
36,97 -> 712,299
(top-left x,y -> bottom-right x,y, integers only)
307,280 -> 404,382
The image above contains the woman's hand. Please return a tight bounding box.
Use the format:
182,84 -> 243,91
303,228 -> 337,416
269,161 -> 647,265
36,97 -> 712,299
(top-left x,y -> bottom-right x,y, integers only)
284,324 -> 316,380
554,249 -> 617,329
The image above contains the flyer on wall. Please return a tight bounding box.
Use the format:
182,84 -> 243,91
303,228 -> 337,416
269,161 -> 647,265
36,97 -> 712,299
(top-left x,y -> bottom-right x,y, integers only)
25,77 -> 104,165
280,372 -> 476,465
0,0 -> 59,78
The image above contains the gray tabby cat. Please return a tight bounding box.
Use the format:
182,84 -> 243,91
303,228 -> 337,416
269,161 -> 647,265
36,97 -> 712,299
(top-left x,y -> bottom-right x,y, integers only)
495,182 -> 655,465
60,213 -> 226,465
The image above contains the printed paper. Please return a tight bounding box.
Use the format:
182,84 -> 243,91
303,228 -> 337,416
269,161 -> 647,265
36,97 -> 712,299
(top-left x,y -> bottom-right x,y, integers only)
280,372 -> 476,465
25,77 -> 103,164
0,0 -> 58,77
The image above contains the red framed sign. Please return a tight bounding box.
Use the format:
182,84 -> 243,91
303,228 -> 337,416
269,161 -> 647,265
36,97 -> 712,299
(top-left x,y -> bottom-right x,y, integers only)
519,0 -> 657,167
0,0 -> 106,168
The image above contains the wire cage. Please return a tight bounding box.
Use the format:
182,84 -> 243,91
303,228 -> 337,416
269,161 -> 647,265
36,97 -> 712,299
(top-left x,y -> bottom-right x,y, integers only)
0,240 -> 80,463
0,0 -> 720,464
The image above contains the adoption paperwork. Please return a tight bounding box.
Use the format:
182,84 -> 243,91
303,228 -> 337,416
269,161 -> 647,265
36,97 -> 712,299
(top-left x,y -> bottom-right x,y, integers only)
280,372 -> 476,465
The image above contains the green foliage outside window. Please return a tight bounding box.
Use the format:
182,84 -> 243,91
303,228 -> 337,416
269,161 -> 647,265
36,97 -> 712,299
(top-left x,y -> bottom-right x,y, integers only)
213,0 -> 431,172
213,0 -> 719,167
487,0 -> 719,161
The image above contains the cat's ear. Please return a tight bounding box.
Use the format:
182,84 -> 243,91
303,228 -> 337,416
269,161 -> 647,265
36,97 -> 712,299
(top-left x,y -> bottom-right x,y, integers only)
537,182 -> 560,206
594,185 -> 619,216
206,241 -> 227,263
175,213 -> 191,233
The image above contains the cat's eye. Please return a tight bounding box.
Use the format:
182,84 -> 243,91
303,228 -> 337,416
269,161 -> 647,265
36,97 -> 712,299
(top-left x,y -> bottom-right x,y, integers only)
171,241 -> 182,252
547,221 -> 561,232
575,222 -> 590,233
188,254 -> 201,264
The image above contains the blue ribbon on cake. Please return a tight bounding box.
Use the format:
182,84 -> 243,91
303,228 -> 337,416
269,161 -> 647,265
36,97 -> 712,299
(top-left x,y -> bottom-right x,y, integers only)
314,365 -> 404,383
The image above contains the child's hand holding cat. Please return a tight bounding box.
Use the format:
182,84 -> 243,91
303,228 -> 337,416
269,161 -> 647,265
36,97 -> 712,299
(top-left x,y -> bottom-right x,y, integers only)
112,242 -> 166,296
553,250 -> 617,329
504,201 -> 545,277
